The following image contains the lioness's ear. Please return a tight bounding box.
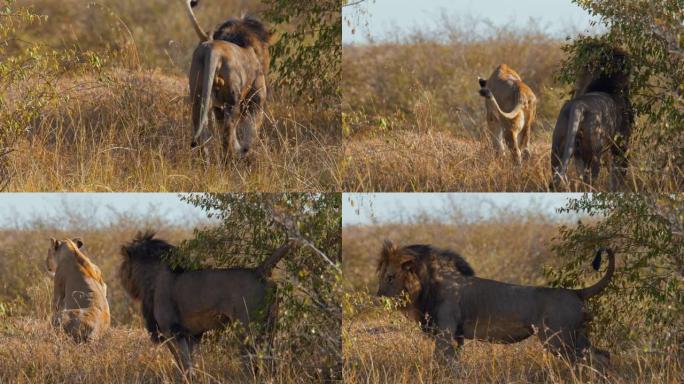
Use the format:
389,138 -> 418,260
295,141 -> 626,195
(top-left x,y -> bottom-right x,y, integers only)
72,238 -> 84,248
49,237 -> 59,250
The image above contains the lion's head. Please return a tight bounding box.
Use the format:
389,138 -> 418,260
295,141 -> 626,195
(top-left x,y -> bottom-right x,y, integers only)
376,241 -> 475,303
212,16 -> 272,73
119,231 -> 177,302
572,41 -> 631,99
46,237 -> 84,277
376,240 -> 423,300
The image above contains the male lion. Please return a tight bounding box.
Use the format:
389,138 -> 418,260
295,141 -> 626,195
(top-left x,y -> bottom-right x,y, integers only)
182,0 -> 271,161
478,64 -> 537,164
376,240 -> 613,366
550,44 -> 633,191
47,238 -> 110,343
119,231 -> 295,374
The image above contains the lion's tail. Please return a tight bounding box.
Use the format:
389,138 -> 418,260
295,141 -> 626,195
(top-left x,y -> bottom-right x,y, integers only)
194,43 -> 220,145
479,83 -> 524,120
256,241 -> 296,277
559,103 -> 584,176
183,0 -> 209,41
576,247 -> 615,300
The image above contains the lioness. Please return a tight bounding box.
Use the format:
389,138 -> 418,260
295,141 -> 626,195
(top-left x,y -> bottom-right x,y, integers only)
46,238 -> 110,343
478,64 -> 537,164
377,240 -> 613,366
182,0 -> 271,161
119,231 -> 296,374
551,44 -> 632,191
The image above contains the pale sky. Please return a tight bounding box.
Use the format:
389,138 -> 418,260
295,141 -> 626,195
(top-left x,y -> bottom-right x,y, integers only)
343,0 -> 601,43
342,193 -> 585,225
0,193 -> 206,228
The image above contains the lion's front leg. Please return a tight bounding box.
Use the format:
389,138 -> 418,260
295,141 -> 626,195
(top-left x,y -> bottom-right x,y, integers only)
167,336 -> 194,376
432,307 -> 463,369
486,115 -> 506,155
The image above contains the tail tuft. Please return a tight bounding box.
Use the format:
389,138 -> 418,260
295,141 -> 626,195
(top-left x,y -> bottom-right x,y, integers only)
592,247 -> 606,270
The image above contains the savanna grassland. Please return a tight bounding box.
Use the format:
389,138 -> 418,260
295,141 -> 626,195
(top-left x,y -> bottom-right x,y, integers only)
341,209 -> 682,383
341,20 -> 682,192
1,0 -> 341,191
0,208 -> 339,383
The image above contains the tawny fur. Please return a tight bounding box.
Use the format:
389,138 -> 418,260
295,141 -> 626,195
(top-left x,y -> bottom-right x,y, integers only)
47,238 -> 110,343
119,231 -> 294,374
478,64 -> 537,164
377,240 -> 614,367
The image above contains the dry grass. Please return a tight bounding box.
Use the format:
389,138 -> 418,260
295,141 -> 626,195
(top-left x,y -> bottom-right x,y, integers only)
341,218 -> 683,383
3,0 -> 341,192
342,25 -> 682,192
6,69 -> 340,191
0,216 -> 335,383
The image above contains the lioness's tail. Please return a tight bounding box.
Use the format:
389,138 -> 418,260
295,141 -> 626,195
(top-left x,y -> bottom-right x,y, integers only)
479,81 -> 524,120
576,247 -> 615,300
256,241 -> 296,277
194,43 -> 220,144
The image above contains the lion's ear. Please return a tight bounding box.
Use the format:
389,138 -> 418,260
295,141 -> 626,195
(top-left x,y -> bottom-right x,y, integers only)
378,239 -> 396,272
400,253 -> 416,272
72,238 -> 84,248
382,239 -> 396,259
49,237 -> 59,250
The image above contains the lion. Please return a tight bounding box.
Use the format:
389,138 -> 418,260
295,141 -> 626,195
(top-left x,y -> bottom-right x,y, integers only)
478,64 -> 537,164
376,240 -> 614,367
182,0 -> 271,162
46,237 -> 110,343
119,231 -> 296,374
550,44 -> 633,191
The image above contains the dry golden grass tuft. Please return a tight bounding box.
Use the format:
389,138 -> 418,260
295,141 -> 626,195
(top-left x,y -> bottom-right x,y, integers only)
5,68 -> 340,192
342,217 -> 683,383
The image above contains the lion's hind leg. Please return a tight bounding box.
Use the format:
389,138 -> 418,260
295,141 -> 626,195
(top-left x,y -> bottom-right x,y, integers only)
237,77 -> 266,159
61,310 -> 94,343
503,119 -> 524,165
486,114 -> 506,156
519,102 -> 535,161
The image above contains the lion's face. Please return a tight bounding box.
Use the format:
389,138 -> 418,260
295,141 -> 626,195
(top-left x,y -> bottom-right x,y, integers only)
376,240 -> 421,300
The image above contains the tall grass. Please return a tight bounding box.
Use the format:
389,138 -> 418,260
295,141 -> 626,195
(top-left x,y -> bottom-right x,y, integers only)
342,18 -> 682,192
3,0 -> 341,191
341,208 -> 682,383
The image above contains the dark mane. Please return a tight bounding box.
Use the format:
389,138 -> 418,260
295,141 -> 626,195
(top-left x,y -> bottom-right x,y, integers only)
212,16 -> 271,48
405,244 -> 475,276
576,42 -> 631,97
121,230 -> 176,264
119,231 -> 177,343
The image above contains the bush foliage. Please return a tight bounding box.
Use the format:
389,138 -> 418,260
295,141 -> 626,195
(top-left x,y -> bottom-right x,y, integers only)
549,194 -> 683,356
172,193 -> 343,380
